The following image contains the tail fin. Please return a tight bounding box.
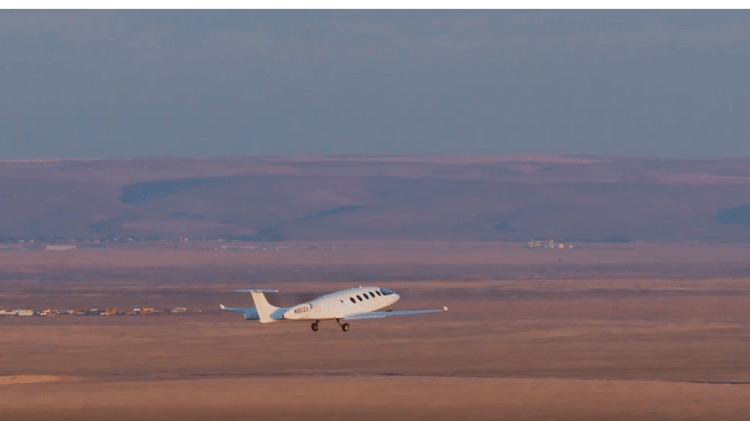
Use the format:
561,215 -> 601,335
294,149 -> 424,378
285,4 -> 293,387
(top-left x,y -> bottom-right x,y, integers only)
236,289 -> 280,323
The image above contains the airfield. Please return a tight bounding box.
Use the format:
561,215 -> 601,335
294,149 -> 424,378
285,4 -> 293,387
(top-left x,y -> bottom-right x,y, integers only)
3,241 -> 750,420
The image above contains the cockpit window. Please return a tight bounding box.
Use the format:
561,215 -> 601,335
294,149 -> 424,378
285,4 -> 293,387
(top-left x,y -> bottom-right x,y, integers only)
380,288 -> 394,296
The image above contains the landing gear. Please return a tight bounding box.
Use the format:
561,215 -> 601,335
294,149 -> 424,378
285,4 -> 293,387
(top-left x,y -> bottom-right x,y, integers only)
336,318 -> 350,332
311,321 -> 319,332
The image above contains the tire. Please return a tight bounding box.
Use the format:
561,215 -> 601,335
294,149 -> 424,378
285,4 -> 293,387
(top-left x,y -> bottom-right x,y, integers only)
311,322 -> 319,332
341,323 -> 349,332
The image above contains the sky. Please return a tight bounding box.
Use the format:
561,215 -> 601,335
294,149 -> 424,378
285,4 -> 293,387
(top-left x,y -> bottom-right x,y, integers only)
1,10 -> 750,159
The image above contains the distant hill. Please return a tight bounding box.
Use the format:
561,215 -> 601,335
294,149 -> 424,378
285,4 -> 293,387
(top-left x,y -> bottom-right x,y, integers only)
2,154 -> 750,243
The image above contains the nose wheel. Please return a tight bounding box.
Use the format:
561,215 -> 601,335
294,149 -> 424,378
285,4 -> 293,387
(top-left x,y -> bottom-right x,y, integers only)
311,321 -> 319,332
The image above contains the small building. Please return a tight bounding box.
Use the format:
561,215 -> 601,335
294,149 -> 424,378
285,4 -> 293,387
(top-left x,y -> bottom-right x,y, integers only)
40,308 -> 61,316
45,245 -> 77,251
14,309 -> 34,317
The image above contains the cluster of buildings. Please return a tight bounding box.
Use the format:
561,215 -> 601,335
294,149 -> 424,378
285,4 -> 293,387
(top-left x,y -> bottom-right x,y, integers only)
0,309 -> 35,317
1,236 -> 268,246
1,239 -> 328,251
0,307 -> 196,317
525,240 -> 573,249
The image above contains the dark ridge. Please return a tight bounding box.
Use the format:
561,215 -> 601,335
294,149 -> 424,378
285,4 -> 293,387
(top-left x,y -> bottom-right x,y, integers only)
254,226 -> 289,241
219,234 -> 261,242
295,205 -> 364,222
715,205 -> 750,225
493,221 -> 511,231
120,177 -> 210,204
89,219 -> 123,235
257,205 -> 365,241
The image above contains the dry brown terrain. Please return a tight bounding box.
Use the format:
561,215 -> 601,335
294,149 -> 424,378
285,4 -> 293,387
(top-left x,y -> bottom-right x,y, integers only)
2,243 -> 750,420
4,377 -> 750,421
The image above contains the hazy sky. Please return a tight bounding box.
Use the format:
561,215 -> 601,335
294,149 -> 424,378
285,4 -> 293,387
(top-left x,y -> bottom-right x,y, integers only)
2,10 -> 749,159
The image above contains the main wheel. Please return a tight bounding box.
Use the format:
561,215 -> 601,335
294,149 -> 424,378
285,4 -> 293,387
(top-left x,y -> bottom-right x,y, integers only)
341,323 -> 350,332
311,322 -> 319,332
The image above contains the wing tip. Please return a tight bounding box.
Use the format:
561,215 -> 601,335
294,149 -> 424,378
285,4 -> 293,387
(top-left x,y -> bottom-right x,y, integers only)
220,304 -> 226,310
443,306 -> 448,312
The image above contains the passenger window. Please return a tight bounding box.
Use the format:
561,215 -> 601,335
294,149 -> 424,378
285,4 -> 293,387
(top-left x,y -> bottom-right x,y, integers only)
357,295 -> 362,301
376,291 -> 382,296
364,294 -> 370,299
369,292 -> 376,298
350,297 -> 356,303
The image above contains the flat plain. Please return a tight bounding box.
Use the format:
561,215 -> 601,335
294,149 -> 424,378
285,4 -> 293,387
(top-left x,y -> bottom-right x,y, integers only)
2,242 -> 750,420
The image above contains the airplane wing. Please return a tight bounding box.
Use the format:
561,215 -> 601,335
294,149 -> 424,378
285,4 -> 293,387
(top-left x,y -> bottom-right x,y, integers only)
219,304 -> 259,320
343,307 -> 448,320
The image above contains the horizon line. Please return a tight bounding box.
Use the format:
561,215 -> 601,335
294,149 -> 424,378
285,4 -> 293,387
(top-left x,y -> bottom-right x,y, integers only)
2,153 -> 749,163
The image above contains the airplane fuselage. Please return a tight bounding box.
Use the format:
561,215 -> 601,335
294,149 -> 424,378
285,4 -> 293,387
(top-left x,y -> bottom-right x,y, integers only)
281,286 -> 400,321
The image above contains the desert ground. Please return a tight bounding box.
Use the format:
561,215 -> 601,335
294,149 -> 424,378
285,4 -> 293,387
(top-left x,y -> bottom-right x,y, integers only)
2,242 -> 750,420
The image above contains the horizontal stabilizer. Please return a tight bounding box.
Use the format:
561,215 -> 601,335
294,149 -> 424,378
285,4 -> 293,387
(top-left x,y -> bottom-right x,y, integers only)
219,304 -> 259,320
235,289 -> 279,293
344,308 -> 447,320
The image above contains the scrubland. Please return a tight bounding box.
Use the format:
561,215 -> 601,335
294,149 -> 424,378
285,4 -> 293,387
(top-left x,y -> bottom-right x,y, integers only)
2,242 -> 750,420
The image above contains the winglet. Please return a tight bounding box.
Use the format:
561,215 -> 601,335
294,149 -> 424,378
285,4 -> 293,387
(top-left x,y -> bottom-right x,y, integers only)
443,306 -> 448,312
220,304 -> 226,310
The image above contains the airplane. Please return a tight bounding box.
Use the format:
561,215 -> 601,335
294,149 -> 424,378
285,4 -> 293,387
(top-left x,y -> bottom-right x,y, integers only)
220,286 -> 448,332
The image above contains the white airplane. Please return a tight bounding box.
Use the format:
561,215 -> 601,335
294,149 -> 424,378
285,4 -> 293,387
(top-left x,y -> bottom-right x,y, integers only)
220,286 -> 448,332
